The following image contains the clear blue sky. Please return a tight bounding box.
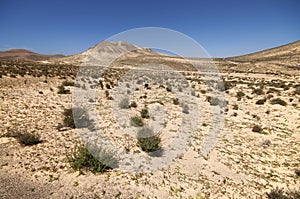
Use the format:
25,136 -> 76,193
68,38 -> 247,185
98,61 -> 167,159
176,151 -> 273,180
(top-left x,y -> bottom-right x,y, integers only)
0,0 -> 299,57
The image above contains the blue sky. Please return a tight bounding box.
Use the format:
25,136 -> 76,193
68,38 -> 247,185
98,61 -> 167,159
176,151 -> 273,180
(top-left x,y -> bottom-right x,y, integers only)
0,0 -> 299,57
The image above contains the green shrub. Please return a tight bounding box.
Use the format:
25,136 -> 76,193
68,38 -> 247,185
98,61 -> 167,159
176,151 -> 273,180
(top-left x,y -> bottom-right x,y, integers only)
130,116 -> 144,127
4,131 -> 42,146
130,101 -> 137,108
62,80 -> 74,86
182,104 -> 189,114
295,169 -> 300,177
233,104 -> 239,110
256,98 -> 267,105
200,89 -> 206,94
191,90 -> 196,96
219,81 -> 233,91
119,97 -> 130,109
209,97 -> 220,106
266,187 -> 300,199
137,127 -> 161,152
166,85 -> 172,92
270,98 -> 287,106
266,187 -> 287,199
58,85 -> 70,94
173,98 -> 180,105
267,88 -> 280,94
63,107 -> 90,128
68,145 -> 117,173
294,86 -> 300,95
140,108 -> 150,118
252,125 -> 263,133
253,88 -> 264,95
236,91 -> 245,98
18,133 -> 42,146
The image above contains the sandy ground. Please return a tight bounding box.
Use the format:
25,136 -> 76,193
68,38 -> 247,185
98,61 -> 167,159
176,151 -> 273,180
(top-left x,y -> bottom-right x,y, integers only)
0,65 -> 299,198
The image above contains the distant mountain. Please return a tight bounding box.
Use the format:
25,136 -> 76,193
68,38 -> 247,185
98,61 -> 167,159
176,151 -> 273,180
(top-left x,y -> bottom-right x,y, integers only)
0,49 -> 65,61
53,41 -> 157,65
228,40 -> 300,62
213,40 -> 300,74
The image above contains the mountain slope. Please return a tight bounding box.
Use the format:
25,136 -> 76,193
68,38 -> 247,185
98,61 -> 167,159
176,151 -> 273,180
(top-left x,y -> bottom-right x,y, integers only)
228,40 -> 300,61
53,41 -> 157,65
0,49 -> 65,61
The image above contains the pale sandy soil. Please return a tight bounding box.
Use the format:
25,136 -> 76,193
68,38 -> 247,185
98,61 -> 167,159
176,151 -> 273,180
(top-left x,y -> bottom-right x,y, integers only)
0,65 -> 299,198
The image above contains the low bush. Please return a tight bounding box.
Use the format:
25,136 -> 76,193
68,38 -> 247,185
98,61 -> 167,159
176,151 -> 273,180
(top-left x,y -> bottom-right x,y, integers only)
267,88 -> 280,94
130,101 -> 137,108
295,169 -> 300,177
233,104 -> 239,110
58,85 -> 70,94
252,125 -> 263,133
68,144 -> 117,173
182,104 -> 189,114
4,130 -> 42,146
173,98 -> 180,105
140,108 -> 150,118
63,107 -> 90,128
266,187 -> 300,199
270,98 -> 287,106
18,133 -> 42,146
209,97 -> 221,106
166,86 -> 172,92
236,91 -> 245,98
191,90 -> 196,96
119,97 -> 130,109
256,98 -> 267,105
253,88 -> 264,95
62,80 -> 74,86
130,116 -> 144,127
294,86 -> 300,95
137,127 -> 161,152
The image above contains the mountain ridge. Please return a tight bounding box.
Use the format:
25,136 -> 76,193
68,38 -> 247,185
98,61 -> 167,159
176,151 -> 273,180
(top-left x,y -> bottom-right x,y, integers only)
0,48 -> 65,61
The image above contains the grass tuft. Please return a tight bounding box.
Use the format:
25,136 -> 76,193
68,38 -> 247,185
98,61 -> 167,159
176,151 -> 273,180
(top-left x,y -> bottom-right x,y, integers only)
68,144 -> 117,173
270,98 -> 287,106
137,126 -> 161,152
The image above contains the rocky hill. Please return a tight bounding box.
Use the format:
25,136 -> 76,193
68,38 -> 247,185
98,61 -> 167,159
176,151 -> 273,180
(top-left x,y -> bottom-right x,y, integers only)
0,49 -> 65,61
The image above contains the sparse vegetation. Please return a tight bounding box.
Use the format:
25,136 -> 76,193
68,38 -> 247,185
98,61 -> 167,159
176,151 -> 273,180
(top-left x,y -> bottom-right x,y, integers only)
252,125 -> 263,133
236,91 -> 245,98
4,130 -> 42,146
233,104 -> 239,110
58,85 -> 70,94
173,98 -> 180,105
130,101 -> 137,108
68,144 -> 117,173
62,80 -> 74,86
63,107 -> 90,128
119,97 -> 130,109
182,104 -> 189,114
256,98 -> 267,105
253,88 -> 264,95
208,97 -> 220,106
266,187 -> 300,199
18,133 -> 42,146
130,116 -> 144,127
294,85 -> 300,95
140,108 -> 150,118
270,98 -> 287,106
262,139 -> 271,147
137,126 -> 161,152
166,85 -> 172,92
191,90 -> 196,96
295,169 -> 300,177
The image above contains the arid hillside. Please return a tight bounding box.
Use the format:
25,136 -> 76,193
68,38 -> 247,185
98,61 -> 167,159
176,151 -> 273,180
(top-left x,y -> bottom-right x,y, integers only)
0,49 -> 65,61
